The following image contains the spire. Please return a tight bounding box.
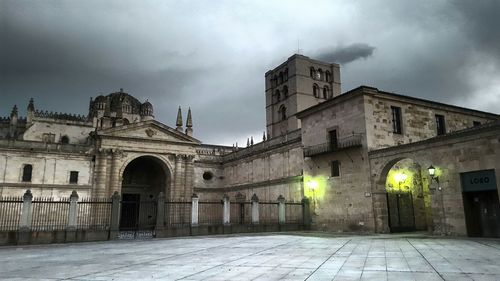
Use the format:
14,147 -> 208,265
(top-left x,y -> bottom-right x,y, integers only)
10,105 -> 18,118
263,131 -> 266,141
176,106 -> 183,132
247,138 -> 250,147
27,98 -> 35,112
186,107 -> 192,128
250,136 -> 254,145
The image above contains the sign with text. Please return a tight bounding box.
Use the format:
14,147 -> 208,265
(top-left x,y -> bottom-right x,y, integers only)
460,169 -> 497,192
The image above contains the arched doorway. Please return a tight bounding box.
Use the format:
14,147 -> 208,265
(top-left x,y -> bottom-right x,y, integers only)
383,158 -> 431,232
119,156 -> 171,232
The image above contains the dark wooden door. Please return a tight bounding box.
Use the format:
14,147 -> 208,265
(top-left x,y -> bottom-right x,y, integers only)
387,192 -> 416,232
463,190 -> 500,237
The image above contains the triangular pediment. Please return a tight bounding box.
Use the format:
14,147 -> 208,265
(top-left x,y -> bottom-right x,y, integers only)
97,120 -> 201,144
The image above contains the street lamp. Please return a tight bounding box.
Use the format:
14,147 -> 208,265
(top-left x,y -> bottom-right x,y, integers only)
428,165 -> 441,190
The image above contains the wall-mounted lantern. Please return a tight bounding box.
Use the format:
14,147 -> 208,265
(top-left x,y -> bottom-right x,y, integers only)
428,165 -> 441,190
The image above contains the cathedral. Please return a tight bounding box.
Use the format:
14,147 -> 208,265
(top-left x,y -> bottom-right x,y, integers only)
1,54 -> 499,237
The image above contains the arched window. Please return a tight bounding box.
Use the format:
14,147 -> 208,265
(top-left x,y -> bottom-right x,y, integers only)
325,71 -> 331,82
22,164 -> 32,182
278,72 -> 283,84
284,68 -> 288,81
313,84 -> 319,98
60,135 -> 69,144
317,69 -> 323,81
310,67 -> 316,78
323,86 -> 329,99
275,90 -> 281,102
283,85 -> 288,99
123,118 -> 130,125
279,105 -> 287,121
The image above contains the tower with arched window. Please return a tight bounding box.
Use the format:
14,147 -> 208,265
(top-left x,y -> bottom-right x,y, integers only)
265,54 -> 341,138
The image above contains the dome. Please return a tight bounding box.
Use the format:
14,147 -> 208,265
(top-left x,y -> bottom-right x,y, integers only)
141,100 -> 153,116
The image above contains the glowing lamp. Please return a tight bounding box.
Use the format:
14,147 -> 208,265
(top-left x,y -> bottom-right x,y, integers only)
428,165 -> 436,177
394,173 -> 407,183
307,180 -> 319,191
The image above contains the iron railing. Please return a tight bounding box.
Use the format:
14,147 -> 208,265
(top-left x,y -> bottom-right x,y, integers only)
0,196 -> 23,231
31,197 -> 70,231
303,134 -> 363,157
77,198 -> 112,230
164,201 -> 191,227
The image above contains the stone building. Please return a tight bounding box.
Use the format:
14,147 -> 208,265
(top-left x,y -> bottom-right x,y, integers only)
1,54 -> 499,237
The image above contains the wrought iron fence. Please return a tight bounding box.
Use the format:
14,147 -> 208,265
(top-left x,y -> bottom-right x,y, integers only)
31,197 -> 70,231
198,201 -> 223,225
77,198 -> 112,230
259,202 -> 279,224
165,201 -> 191,227
230,202 -> 252,225
0,196 -> 23,231
285,202 -> 304,224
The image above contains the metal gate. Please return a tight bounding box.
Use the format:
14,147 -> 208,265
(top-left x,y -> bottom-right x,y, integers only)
387,192 -> 416,232
119,194 -> 157,239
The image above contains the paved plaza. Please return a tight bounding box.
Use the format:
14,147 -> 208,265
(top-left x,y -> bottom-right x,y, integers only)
0,233 -> 499,280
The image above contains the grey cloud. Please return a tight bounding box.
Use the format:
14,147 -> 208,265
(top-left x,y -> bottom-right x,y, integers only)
315,43 -> 375,64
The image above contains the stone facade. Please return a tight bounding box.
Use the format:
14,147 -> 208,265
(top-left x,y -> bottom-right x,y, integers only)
1,54 -> 499,237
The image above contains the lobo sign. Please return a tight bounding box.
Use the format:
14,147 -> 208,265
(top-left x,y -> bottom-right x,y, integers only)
460,169 -> 497,192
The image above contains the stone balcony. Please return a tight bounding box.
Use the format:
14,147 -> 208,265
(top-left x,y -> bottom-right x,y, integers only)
303,134 -> 363,157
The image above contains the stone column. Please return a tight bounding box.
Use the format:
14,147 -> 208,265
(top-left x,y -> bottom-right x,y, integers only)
173,154 -> 183,201
108,149 -> 123,197
109,191 -> 121,240
67,190 -> 79,230
223,194 -> 230,225
156,192 -> 165,234
19,189 -> 33,231
191,193 -> 199,226
278,195 -> 286,225
183,155 -> 195,201
251,194 -> 259,225
94,149 -> 108,198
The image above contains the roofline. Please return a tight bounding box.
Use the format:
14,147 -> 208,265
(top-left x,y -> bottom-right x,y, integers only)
296,85 -> 500,119
265,54 -> 340,76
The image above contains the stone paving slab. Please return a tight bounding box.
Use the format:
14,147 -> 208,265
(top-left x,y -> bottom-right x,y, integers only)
0,233 -> 499,280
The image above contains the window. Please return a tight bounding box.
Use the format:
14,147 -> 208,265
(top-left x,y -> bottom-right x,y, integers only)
69,171 -> 79,184
278,72 -> 283,84
323,86 -> 329,99
283,85 -> 288,99
325,71 -> 331,82
279,105 -> 287,121
436,114 -> 446,135
391,106 -> 402,134
473,121 -> 481,127
331,160 -> 340,177
60,135 -> 69,144
284,68 -> 288,81
22,164 -> 32,182
329,130 -> 338,150
203,171 -> 213,181
313,84 -> 319,98
310,67 -> 316,78
275,90 -> 281,102
317,69 -> 323,80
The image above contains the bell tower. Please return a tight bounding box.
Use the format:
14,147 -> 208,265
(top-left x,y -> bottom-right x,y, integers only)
265,54 -> 341,138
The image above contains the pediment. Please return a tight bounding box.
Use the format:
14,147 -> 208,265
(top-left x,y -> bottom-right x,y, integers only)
97,120 -> 200,144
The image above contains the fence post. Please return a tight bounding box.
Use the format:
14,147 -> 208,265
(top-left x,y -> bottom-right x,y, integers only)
302,197 -> 311,230
67,190 -> 79,230
19,189 -> 33,231
156,192 -> 165,234
251,194 -> 259,225
109,191 -> 121,240
191,193 -> 199,226
278,195 -> 285,225
223,194 -> 230,225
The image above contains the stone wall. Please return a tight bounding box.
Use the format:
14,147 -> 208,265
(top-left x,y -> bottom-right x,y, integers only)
23,119 -> 94,145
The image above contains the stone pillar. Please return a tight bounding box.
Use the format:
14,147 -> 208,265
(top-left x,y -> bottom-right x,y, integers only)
19,189 -> 33,231
223,194 -> 230,225
302,197 -> 311,230
108,149 -> 123,197
173,154 -> 183,201
251,194 -> 259,225
109,191 -> 121,240
94,149 -> 108,198
156,192 -> 165,233
278,195 -> 286,225
67,190 -> 79,230
183,155 -> 195,200
191,193 -> 199,226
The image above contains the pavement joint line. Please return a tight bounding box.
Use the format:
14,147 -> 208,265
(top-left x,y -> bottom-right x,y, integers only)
174,237 -> 303,281
473,239 -> 500,251
304,238 -> 352,280
60,237 -> 262,280
406,238 -> 445,281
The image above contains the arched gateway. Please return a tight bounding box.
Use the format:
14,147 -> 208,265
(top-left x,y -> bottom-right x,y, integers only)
119,156 -> 172,231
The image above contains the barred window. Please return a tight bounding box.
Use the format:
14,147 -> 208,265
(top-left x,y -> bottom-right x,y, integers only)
391,106 -> 402,134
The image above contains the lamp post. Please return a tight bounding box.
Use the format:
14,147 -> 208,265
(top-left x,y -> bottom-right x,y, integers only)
428,165 -> 446,235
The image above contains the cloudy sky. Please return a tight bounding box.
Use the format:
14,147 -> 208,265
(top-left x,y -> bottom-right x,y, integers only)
1,0 -> 499,145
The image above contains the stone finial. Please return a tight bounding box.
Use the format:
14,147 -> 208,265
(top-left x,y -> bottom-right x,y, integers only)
70,190 -> 79,200
191,193 -> 198,199
176,106 -> 183,132
251,193 -> 259,202
277,194 -> 285,202
10,105 -> 18,118
112,191 -> 120,200
250,136 -> 254,146
23,189 -> 33,200
186,107 -> 192,128
27,98 -> 35,111
263,131 -> 266,141
247,138 -> 250,147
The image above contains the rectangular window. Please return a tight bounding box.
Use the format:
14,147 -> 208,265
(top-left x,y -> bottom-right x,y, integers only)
22,164 -> 33,182
331,160 -> 340,177
391,106 -> 402,134
473,121 -> 481,127
69,171 -> 79,184
329,130 -> 338,150
436,114 -> 446,135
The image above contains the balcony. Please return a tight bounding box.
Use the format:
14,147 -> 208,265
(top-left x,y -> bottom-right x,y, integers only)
303,134 -> 363,157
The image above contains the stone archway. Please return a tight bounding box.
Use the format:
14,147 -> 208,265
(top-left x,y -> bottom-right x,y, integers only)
374,157 -> 432,233
119,155 -> 171,231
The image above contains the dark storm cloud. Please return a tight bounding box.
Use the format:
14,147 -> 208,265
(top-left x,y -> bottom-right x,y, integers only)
315,43 -> 375,64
